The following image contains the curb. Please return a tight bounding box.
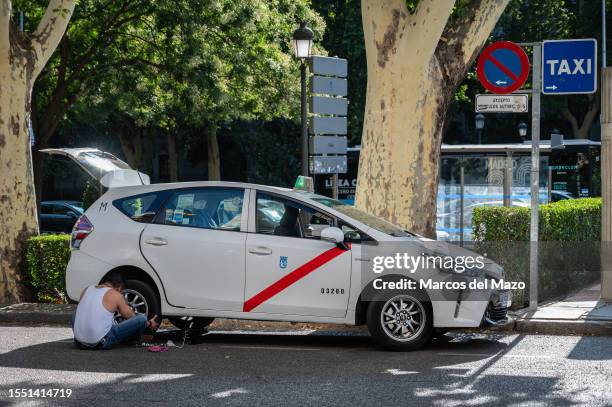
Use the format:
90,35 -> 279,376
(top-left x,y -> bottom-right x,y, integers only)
514,318 -> 612,336
1,303 -> 611,336
0,310 -> 72,325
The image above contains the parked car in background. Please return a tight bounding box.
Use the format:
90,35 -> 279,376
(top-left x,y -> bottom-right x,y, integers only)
550,190 -> 576,202
39,200 -> 84,234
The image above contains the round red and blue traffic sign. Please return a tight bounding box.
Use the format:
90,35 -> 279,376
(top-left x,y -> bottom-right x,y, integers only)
477,41 -> 529,94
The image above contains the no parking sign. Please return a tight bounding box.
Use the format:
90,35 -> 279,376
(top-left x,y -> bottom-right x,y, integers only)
477,41 -> 530,94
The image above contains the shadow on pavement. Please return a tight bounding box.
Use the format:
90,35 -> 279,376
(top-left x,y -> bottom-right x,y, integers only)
567,335 -> 612,360
0,331 -> 585,406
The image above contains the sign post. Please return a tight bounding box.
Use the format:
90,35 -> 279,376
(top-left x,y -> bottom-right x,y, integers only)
529,43 -> 542,312
309,56 -> 348,199
475,38 -> 597,310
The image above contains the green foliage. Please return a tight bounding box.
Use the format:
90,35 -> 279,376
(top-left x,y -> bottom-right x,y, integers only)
472,198 -> 601,242
81,180 -> 100,210
472,198 -> 601,307
18,0 -> 325,171
24,235 -> 71,303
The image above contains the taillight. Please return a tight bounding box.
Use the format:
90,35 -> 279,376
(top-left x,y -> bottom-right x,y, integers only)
71,215 -> 94,249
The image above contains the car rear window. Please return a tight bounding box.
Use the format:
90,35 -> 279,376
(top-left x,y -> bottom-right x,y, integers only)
113,191 -> 169,223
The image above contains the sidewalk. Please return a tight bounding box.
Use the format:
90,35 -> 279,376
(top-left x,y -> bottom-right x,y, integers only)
1,285 -> 611,336
512,284 -> 612,335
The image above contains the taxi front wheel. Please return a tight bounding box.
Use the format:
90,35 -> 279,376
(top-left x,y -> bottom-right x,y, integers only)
366,291 -> 433,351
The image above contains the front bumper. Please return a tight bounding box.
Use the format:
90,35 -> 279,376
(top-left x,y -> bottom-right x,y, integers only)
482,290 -> 512,327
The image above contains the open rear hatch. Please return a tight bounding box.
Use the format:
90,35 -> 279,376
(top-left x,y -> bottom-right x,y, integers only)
40,148 -> 150,188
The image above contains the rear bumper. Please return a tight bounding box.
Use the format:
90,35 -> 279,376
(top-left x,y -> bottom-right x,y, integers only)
65,251 -> 113,301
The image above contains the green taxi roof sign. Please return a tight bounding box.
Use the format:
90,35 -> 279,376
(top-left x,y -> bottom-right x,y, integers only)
293,176 -> 314,193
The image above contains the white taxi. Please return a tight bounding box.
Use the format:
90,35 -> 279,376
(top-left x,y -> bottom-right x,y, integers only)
44,148 -> 511,351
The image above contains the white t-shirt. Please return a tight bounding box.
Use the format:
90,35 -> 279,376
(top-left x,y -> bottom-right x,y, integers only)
73,286 -> 114,344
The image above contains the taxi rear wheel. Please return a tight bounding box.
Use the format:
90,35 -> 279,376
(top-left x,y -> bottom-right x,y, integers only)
168,317 -> 214,331
114,280 -> 160,325
366,291 -> 433,351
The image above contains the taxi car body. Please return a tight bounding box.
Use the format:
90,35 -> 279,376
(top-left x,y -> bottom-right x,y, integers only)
46,148 -> 510,350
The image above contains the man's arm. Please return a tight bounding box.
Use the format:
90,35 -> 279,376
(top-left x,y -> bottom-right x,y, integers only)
113,291 -> 135,320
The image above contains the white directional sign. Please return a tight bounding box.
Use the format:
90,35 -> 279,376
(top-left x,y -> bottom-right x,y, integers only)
542,39 -> 597,94
310,136 -> 347,155
309,116 -> 347,135
310,76 -> 347,96
475,94 -> 528,113
310,155 -> 347,174
310,56 -> 348,77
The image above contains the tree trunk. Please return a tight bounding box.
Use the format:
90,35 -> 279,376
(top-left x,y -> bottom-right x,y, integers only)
117,122 -> 143,169
0,0 -> 75,302
600,67 -> 612,301
206,125 -> 221,181
167,132 -> 178,182
562,94 -> 600,139
356,0 -> 508,237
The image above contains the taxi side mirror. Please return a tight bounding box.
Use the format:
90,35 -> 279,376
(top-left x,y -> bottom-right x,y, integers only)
321,227 -> 348,250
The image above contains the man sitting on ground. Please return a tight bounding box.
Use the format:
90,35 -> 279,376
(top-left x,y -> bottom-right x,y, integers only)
71,272 -> 158,349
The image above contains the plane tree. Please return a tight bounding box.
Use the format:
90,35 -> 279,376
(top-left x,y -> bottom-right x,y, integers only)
0,0 -> 75,301
356,0 -> 510,237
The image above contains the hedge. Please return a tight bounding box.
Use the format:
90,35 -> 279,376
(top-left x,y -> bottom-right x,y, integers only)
472,197 -> 601,242
24,234 -> 71,303
471,198 -> 601,307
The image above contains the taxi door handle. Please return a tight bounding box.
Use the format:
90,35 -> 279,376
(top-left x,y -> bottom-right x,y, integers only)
145,237 -> 168,246
248,246 -> 272,256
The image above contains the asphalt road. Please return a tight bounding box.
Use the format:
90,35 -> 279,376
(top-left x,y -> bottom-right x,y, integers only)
0,326 -> 610,406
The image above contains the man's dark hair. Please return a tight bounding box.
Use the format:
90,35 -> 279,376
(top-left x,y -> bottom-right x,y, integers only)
101,272 -> 125,289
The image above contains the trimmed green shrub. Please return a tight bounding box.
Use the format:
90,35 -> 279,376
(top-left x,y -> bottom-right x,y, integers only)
24,234 -> 71,303
471,198 -> 601,307
472,197 -> 601,242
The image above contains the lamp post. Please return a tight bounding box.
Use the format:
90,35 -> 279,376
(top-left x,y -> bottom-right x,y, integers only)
293,22 -> 314,175
518,121 -> 528,142
475,113 -> 485,144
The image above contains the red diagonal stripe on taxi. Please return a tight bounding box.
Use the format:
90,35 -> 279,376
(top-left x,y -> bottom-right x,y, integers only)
243,246 -> 349,312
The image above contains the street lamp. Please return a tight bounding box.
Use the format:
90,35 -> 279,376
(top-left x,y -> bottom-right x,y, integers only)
518,121 -> 528,142
475,113 -> 485,144
293,22 -> 314,175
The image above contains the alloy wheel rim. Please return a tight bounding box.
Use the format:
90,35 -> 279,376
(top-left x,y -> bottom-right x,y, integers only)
380,295 -> 425,342
114,289 -> 149,324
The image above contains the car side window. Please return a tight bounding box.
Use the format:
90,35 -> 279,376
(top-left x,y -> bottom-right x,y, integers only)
157,188 -> 243,231
113,191 -> 170,223
256,193 -> 333,239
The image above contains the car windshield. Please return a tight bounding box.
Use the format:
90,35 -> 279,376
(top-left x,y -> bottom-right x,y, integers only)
311,196 -> 415,238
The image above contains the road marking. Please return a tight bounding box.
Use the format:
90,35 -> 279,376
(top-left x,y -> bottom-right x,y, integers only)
220,345 -> 320,351
210,388 -> 249,398
384,369 -> 418,375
